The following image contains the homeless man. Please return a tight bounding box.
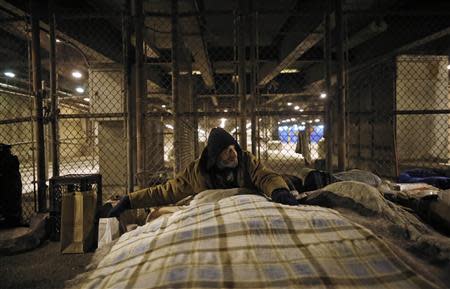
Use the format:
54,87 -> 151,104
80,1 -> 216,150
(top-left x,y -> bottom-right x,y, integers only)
109,127 -> 297,217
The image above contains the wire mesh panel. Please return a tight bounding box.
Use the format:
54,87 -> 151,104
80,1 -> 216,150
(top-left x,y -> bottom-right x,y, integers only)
0,15 -> 36,224
55,11 -> 126,201
345,6 -> 450,177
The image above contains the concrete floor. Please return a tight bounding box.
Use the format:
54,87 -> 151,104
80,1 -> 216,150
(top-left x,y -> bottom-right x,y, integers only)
0,240 -> 93,289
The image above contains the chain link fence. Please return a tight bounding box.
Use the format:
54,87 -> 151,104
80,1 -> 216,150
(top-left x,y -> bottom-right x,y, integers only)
1,1 -> 449,225
345,8 -> 450,177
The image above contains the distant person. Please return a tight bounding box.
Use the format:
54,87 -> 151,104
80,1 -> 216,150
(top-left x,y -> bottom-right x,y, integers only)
295,125 -> 312,165
109,127 -> 297,217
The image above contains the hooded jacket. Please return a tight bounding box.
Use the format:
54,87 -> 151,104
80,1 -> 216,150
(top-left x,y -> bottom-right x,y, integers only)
128,128 -> 289,209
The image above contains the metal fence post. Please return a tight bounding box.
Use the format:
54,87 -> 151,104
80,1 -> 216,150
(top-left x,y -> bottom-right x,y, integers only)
48,0 -> 59,178
324,3 -> 333,172
335,0 -> 346,171
31,0 -> 47,212
171,0 -> 181,173
238,0 -> 247,150
124,0 -> 135,192
249,0 -> 257,155
133,0 -> 145,188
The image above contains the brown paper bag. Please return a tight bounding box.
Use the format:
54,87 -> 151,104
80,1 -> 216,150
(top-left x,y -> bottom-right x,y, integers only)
60,190 -> 96,254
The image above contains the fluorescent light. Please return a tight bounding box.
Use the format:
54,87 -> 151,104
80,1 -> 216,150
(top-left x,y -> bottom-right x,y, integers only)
75,87 -> 84,93
280,68 -> 299,74
83,97 -> 90,102
320,92 -> 327,99
294,105 -> 300,110
192,70 -> 201,75
165,124 -> 174,130
4,71 -> 15,78
161,104 -> 166,108
287,102 -> 292,106
314,118 -> 320,123
72,71 -> 82,79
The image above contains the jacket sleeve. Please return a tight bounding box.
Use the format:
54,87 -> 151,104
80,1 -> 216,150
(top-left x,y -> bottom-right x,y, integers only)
128,163 -> 197,209
245,152 -> 289,197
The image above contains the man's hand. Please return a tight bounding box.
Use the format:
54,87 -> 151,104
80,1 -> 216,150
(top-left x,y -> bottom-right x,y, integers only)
108,195 -> 131,218
271,189 -> 298,205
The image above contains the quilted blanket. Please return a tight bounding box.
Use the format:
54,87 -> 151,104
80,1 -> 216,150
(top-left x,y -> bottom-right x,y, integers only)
79,195 -> 438,289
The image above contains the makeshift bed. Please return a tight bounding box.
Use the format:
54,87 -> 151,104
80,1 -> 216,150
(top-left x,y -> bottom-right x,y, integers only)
67,183 -> 450,289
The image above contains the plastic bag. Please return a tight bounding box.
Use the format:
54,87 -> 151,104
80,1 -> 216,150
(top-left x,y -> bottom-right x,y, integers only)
98,217 -> 120,249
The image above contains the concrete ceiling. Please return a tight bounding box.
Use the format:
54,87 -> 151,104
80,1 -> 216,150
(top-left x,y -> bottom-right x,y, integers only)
1,0 -> 449,111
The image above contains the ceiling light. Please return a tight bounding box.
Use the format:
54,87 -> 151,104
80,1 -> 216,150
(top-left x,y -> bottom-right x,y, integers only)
161,104 -> 166,108
320,92 -> 327,99
72,71 -> 82,79
75,87 -> 84,93
447,64 -> 450,70
294,105 -> 300,110
165,124 -> 174,130
287,102 -> 292,106
192,70 -> 201,75
83,97 -> 90,102
301,122 -> 306,125
4,71 -> 15,78
280,68 -> 299,74
314,118 -> 320,123
300,109 -> 304,112
224,109 -> 228,112
56,38 -> 62,43
308,120 -> 313,123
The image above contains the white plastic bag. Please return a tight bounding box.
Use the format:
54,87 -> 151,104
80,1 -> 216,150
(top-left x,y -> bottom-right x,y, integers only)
98,217 -> 120,249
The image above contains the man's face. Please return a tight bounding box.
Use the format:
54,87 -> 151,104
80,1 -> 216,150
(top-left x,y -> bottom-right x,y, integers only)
217,145 -> 238,168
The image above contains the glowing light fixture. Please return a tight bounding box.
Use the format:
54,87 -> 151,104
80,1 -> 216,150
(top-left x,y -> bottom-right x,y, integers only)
72,71 -> 82,79
161,104 -> 166,108
314,118 -> 320,123
294,105 -> 300,110
320,92 -> 327,99
165,124 -> 174,129
287,102 -> 292,106
83,97 -> 90,102
4,71 -> 15,78
75,87 -> 84,93
280,68 -> 298,74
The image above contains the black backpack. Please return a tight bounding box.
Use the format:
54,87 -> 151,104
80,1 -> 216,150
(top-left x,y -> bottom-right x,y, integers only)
0,143 -> 22,227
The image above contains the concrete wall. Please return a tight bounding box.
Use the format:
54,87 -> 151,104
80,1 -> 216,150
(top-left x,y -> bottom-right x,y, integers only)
396,55 -> 449,163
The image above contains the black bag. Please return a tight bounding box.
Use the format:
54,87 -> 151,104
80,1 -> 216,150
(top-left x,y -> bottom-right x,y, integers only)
0,143 -> 22,227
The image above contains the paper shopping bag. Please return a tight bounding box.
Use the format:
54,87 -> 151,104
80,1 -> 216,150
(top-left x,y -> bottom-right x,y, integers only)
97,217 -> 120,248
60,190 -> 96,254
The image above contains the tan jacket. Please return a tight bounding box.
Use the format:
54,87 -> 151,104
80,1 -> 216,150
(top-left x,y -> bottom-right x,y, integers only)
129,150 -> 289,208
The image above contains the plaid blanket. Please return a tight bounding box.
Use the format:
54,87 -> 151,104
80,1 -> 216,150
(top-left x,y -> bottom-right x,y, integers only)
81,195 -> 438,289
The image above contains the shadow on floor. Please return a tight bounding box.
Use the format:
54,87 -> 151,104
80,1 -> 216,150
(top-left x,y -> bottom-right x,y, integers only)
0,240 -> 93,289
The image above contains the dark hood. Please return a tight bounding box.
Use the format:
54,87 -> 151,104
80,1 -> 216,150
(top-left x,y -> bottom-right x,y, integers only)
199,127 -> 242,172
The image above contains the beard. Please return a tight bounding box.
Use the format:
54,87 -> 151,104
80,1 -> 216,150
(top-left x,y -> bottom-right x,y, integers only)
217,158 -> 238,169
